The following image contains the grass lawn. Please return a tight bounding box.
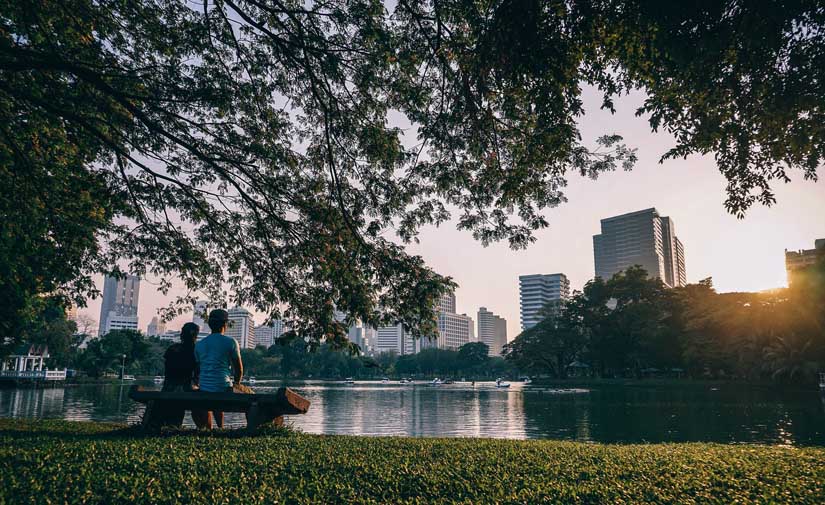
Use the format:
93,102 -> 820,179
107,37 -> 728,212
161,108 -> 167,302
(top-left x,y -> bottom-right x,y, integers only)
0,419 -> 823,504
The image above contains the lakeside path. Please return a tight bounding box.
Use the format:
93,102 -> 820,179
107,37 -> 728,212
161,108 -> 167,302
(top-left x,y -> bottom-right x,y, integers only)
1,419 -> 823,504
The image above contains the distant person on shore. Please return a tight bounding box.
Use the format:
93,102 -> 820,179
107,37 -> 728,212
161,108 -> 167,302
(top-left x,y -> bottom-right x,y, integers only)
161,322 -> 208,428
194,309 -> 249,428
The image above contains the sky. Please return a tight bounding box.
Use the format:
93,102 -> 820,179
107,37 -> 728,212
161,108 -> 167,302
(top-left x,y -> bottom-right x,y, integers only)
79,87 -> 825,341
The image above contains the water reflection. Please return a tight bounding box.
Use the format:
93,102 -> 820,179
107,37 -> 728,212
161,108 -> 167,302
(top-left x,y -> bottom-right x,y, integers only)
1,382 -> 823,446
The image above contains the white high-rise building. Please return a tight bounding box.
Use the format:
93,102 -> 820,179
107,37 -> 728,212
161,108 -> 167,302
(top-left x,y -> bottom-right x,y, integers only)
593,208 -> 686,288
373,291 -> 473,355
98,274 -> 140,336
192,300 -> 209,329
375,324 -> 407,355
435,292 -> 474,350
146,317 -> 166,337
519,273 -> 570,331
254,320 -> 285,348
362,326 -> 377,354
226,307 -> 256,349
477,307 -> 507,356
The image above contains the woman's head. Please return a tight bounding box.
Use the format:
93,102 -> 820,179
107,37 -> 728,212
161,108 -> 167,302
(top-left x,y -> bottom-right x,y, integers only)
207,309 -> 230,333
180,322 -> 199,345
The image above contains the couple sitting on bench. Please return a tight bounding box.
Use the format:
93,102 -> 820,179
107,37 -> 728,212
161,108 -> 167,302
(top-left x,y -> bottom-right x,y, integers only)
162,308 -> 253,429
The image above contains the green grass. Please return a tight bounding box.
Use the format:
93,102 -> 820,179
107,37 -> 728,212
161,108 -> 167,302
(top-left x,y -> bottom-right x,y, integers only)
0,419 -> 823,504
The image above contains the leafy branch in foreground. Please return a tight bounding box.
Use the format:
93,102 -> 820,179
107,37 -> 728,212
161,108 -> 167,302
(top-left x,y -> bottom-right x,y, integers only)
1,1 -> 821,351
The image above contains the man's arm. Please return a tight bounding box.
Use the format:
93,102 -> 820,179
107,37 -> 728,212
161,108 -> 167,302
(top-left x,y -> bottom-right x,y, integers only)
231,346 -> 243,386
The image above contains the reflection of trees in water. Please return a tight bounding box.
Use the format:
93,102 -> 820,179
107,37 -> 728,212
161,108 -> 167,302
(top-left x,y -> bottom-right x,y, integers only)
521,386 -> 825,445
62,384 -> 144,423
1,384 -> 823,444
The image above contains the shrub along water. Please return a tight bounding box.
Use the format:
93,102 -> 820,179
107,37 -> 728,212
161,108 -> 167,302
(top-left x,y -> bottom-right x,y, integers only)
1,419 -> 823,504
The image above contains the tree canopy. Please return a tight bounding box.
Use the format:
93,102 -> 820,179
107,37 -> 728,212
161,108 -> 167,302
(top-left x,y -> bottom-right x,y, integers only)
505,261 -> 825,384
2,1 -> 822,350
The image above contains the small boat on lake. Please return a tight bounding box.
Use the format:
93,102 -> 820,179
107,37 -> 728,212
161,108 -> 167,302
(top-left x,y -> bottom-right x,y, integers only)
248,376 -> 257,386
122,375 -> 135,381
153,376 -> 163,384
495,378 -> 510,388
521,377 -> 532,385
399,378 -> 413,384
429,378 -> 443,386
381,377 -> 390,383
345,377 -> 355,384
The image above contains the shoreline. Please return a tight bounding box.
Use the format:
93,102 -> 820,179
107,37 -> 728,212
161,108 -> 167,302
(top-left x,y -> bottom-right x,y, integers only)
2,419 -> 823,504
19,376 -> 823,392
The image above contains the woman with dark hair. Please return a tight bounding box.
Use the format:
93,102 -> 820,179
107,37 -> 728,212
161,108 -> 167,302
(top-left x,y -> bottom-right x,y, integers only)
160,322 -> 208,428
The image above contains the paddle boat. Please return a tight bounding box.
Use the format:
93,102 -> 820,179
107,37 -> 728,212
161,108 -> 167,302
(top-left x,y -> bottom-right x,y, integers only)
495,378 -> 510,388
429,378 -> 443,386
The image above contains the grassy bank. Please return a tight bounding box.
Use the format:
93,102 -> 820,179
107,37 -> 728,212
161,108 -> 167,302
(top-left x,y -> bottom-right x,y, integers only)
1,419 -> 823,504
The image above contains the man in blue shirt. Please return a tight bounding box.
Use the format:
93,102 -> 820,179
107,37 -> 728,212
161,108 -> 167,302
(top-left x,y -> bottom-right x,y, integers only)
194,309 -> 244,428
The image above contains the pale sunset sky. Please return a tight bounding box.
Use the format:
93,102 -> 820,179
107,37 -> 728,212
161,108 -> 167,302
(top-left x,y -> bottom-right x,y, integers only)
79,87 -> 825,341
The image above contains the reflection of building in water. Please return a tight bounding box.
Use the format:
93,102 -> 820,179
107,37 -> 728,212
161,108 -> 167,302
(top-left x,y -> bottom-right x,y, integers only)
474,389 -> 526,439
1,387 -> 65,419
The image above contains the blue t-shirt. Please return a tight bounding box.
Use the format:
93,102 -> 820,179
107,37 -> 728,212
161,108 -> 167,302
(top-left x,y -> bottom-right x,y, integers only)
194,333 -> 240,392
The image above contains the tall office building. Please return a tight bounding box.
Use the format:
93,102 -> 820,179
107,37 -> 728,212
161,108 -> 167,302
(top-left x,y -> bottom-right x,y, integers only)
98,274 -> 141,336
226,307 -> 256,349
374,324 -> 407,355
435,292 -> 474,350
254,319 -> 285,348
477,307 -> 507,356
593,208 -> 686,288
519,273 -> 570,331
785,239 -> 825,286
192,300 -> 209,329
362,326 -> 377,354
373,324 -> 438,355
146,317 -> 166,337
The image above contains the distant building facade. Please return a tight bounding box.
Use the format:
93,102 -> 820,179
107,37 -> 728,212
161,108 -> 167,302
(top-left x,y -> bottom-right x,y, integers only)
374,324 -> 407,355
477,307 -> 507,356
146,317 -> 166,337
435,292 -> 474,350
192,300 -> 209,331
786,239 -> 825,286
593,208 -> 686,288
226,307 -> 256,349
98,275 -> 140,336
254,320 -> 285,348
519,273 -> 570,331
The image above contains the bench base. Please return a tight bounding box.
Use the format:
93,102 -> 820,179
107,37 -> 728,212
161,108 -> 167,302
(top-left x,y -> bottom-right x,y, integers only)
129,386 -> 310,432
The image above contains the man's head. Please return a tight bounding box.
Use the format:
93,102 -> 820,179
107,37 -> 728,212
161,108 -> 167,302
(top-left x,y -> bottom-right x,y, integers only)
208,309 -> 230,334
180,322 -> 199,345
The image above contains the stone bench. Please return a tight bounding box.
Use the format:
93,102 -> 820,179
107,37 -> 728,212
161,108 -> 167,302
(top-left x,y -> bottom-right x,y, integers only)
128,385 -> 310,432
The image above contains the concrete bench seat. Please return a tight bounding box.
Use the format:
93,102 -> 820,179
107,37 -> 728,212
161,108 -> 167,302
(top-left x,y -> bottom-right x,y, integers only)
128,385 -> 310,432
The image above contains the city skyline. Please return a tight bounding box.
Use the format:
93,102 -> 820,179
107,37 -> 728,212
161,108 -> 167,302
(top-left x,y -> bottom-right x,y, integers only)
78,89 -> 824,343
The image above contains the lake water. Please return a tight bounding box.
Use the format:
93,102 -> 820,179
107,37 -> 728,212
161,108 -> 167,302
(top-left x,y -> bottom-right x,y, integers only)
1,381 -> 824,446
